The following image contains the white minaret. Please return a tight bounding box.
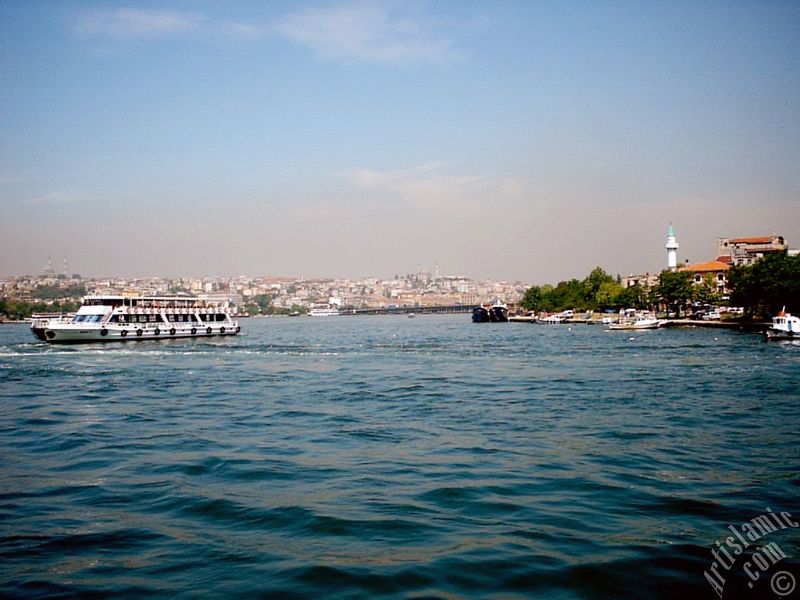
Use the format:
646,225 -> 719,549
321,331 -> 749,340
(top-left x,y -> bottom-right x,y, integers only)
666,223 -> 679,271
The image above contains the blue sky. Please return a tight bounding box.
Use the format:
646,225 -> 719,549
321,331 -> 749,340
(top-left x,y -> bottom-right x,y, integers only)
1,1 -> 798,282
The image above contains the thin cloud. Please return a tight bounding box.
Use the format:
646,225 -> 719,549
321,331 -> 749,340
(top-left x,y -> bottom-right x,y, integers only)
337,163 -> 522,208
75,8 -> 201,38
22,190 -> 88,205
71,3 -> 462,64
274,2 -> 458,64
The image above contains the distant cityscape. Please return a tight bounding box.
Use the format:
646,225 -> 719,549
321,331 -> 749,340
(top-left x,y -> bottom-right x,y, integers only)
2,229 -> 795,316
0,263 -> 529,314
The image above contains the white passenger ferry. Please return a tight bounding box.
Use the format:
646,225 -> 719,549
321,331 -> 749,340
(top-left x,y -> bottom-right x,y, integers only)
308,307 -> 340,317
31,295 -> 241,343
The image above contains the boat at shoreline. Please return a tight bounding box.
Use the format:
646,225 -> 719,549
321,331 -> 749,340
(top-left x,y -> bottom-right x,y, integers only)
472,306 -> 490,323
608,314 -> 664,330
489,302 -> 509,322
536,313 -> 568,324
33,295 -> 240,343
472,301 -> 508,323
308,307 -> 340,317
765,308 -> 799,340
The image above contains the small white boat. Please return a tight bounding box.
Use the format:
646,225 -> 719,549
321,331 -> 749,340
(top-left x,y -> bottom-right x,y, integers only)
765,308 -> 799,341
608,315 -> 664,330
537,314 -> 567,324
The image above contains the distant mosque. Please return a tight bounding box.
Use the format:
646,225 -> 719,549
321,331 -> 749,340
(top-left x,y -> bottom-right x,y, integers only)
666,223 -> 679,271
623,223 -> 789,296
622,224 -> 679,289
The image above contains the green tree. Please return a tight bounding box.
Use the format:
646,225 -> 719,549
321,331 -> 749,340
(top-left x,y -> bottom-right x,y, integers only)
656,270 -> 694,317
595,280 -> 623,310
520,286 -> 543,312
582,267 -> 614,307
615,284 -> 645,310
546,279 -> 585,311
32,284 -> 86,300
728,252 -> 800,316
693,273 -> 721,306
252,294 -> 272,313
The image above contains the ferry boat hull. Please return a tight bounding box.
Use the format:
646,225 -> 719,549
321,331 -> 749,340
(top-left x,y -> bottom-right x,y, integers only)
30,314 -> 71,341
43,323 -> 240,344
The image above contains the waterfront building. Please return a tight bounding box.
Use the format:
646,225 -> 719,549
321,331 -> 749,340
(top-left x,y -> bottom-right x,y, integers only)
716,235 -> 787,266
621,273 -> 658,289
680,260 -> 730,295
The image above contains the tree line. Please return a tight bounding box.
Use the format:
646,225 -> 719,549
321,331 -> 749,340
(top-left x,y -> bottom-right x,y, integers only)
728,252 -> 800,317
520,267 -> 657,314
0,298 -> 81,321
520,252 -> 799,318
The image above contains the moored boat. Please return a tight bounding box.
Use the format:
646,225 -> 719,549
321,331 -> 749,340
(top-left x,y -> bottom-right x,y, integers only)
765,308 -> 799,340
308,307 -> 340,317
608,315 -> 664,330
489,302 -> 509,322
34,295 -> 240,343
472,306 -> 490,323
536,313 -> 568,324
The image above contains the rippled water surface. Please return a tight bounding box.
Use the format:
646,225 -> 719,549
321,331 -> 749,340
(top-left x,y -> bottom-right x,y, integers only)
1,316 -> 799,598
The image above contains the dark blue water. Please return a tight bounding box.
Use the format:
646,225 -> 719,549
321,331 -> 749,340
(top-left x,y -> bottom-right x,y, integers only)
1,316 -> 799,599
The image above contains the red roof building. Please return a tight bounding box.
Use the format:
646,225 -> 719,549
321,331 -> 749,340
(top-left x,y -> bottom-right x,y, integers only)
717,235 -> 787,266
680,260 -> 730,294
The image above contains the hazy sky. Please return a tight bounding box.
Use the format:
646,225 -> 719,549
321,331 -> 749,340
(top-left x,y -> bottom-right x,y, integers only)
1,1 -> 798,283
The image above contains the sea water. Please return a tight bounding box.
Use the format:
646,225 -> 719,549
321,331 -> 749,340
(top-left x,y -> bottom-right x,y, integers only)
1,315 -> 798,598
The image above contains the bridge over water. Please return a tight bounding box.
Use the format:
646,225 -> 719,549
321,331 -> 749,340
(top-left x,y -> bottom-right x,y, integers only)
343,305 -> 474,316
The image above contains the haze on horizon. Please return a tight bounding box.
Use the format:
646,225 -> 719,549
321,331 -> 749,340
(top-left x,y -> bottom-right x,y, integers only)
1,1 -> 798,284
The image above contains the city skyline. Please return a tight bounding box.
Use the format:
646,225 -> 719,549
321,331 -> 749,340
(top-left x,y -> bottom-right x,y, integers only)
2,1 -> 799,282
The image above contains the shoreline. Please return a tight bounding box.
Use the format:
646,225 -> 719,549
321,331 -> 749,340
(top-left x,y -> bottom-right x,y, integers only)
509,315 -> 770,332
